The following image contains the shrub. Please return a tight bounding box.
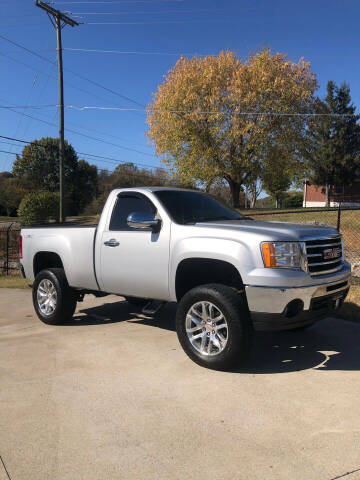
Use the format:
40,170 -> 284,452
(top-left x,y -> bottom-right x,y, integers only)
18,191 -> 59,226
83,193 -> 107,215
282,191 -> 303,208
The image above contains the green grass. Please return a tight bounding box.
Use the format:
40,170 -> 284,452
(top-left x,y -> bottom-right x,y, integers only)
0,275 -> 30,288
0,216 -> 18,223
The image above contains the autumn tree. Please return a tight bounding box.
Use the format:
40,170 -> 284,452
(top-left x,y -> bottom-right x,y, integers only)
147,48 -> 317,207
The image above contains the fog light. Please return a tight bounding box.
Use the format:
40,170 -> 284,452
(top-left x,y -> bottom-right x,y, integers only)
284,299 -> 304,318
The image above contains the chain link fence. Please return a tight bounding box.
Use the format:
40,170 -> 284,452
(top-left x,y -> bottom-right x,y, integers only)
0,223 -> 21,275
1,206 -> 360,276
243,206 -> 360,275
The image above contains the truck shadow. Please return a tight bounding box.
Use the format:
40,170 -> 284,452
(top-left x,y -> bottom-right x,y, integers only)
240,319 -> 360,374
72,300 -> 360,374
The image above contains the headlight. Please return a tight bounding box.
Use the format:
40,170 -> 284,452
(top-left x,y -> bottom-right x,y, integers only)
261,242 -> 301,269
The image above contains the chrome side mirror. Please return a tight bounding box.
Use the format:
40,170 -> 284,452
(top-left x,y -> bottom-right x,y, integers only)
127,212 -> 161,233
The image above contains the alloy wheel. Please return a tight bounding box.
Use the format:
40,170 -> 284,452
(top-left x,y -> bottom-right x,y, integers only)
185,301 -> 228,356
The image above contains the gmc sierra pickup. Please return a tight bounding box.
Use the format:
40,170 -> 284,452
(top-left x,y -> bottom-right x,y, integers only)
20,187 -> 351,370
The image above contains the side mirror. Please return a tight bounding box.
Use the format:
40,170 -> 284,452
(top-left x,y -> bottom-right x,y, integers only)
127,211 -> 161,233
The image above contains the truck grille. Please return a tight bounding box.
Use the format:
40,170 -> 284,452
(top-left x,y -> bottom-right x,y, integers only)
305,236 -> 343,276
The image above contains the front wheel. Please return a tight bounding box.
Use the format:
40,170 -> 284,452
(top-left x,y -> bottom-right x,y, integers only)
176,284 -> 253,370
33,268 -> 77,325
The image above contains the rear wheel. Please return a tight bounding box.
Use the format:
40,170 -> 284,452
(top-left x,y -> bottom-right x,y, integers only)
176,284 -> 253,370
33,268 -> 77,325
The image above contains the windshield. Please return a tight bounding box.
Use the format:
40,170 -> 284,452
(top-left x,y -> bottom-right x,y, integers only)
154,190 -> 246,225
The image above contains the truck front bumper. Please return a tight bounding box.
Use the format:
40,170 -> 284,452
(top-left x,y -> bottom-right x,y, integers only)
246,266 -> 351,331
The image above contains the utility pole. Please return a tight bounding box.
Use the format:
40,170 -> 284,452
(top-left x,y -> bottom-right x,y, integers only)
35,1 -> 79,222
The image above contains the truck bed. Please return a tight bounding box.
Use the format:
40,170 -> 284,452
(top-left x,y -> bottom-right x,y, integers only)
21,225 -> 99,290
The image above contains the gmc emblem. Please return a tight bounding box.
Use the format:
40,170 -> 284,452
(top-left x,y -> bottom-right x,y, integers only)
323,247 -> 341,260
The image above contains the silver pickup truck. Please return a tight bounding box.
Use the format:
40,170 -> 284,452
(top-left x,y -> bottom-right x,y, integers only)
20,187 -> 351,370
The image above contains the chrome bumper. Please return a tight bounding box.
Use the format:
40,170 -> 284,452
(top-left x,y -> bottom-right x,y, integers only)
245,272 -> 350,313
245,269 -> 351,331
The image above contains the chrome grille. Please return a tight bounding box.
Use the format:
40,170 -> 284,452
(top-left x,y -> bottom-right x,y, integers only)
305,236 -> 343,276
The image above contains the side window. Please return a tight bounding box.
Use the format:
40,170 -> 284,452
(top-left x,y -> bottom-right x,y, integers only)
109,195 -> 155,231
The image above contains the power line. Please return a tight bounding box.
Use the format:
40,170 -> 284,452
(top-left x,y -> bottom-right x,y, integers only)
3,105 -> 156,156
69,8 -> 221,15
84,20 -> 228,24
0,149 -> 18,155
0,34 -> 145,108
0,80 -> 150,148
63,47 -> 201,55
0,135 -> 159,170
51,1 -> 185,4
2,104 -> 357,117
2,69 -> 46,172
0,104 -> 58,109
0,141 -> 23,148
0,50 -> 112,102
0,50 -> 145,124
0,23 -> 45,27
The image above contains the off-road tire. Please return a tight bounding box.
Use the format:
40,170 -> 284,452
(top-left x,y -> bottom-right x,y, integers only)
33,268 -> 77,325
176,284 -> 253,370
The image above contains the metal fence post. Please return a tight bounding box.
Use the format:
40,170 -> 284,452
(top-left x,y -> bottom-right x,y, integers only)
337,202 -> 341,232
5,223 -> 13,276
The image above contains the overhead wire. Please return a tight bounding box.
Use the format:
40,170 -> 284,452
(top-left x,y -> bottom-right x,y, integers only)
63,47 -> 202,56
2,105 -> 156,157
0,104 -> 357,117
2,72 -> 41,171
0,34 -> 146,108
0,135 -> 159,170
69,8 -> 221,15
51,0 -> 185,4
0,51 -> 152,148
84,20 -> 228,25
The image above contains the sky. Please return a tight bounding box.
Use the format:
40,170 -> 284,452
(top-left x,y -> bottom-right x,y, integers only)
0,0 -> 359,177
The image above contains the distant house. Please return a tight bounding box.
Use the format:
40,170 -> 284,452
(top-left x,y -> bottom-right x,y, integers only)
303,181 -> 360,207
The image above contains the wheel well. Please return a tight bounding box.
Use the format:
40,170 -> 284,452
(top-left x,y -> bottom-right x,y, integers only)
175,258 -> 243,301
33,252 -> 64,277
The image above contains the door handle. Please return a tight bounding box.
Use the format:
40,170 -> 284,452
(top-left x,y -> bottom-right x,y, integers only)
104,239 -> 120,247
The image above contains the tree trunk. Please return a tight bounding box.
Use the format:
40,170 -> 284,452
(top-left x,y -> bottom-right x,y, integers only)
275,196 -> 280,209
227,178 -> 241,208
325,184 -> 330,207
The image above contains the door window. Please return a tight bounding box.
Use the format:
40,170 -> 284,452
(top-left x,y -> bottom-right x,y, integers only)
109,194 -> 155,231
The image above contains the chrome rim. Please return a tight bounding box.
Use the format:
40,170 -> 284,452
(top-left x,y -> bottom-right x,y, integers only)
185,301 -> 228,356
37,279 -> 57,316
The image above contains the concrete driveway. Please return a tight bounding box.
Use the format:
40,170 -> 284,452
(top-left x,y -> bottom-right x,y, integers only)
1,288 -> 360,480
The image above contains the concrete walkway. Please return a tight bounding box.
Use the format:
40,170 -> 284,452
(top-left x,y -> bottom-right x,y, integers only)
1,288 -> 360,480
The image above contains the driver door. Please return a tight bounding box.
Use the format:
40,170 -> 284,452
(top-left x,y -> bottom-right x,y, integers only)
99,192 -> 170,300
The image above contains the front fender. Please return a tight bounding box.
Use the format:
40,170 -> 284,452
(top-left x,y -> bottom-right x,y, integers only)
169,236 -> 256,301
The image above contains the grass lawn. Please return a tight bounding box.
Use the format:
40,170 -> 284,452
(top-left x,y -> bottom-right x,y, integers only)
0,275 -> 30,289
0,216 -> 18,223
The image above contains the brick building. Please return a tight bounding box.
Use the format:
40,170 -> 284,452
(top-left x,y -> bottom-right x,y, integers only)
303,181 -> 360,207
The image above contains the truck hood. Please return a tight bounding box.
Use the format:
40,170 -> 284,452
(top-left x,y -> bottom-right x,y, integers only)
195,219 -> 339,241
